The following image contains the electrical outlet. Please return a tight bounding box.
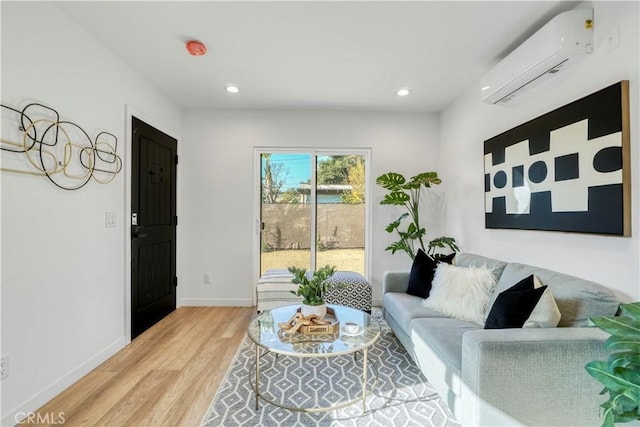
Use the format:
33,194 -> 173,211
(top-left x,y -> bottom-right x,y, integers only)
605,26 -> 620,52
203,273 -> 211,285
1,354 -> 9,380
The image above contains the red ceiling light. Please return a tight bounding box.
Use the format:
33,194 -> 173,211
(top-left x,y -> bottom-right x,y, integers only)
186,40 -> 207,56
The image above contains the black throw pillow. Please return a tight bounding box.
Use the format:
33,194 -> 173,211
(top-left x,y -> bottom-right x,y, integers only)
406,250 -> 455,298
484,274 -> 547,329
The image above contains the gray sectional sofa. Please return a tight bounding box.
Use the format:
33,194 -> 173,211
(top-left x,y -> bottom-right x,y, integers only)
382,253 -> 622,426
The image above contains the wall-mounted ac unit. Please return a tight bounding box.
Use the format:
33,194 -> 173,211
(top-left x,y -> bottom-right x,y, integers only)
481,8 -> 594,105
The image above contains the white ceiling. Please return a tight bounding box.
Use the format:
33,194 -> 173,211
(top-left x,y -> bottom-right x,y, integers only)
56,1 -> 579,113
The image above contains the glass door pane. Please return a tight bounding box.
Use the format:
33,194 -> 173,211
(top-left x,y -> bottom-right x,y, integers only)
315,155 -> 366,275
260,153 -> 312,275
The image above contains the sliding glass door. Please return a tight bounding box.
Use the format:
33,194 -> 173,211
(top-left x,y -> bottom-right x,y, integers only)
257,150 -> 369,277
260,153 -> 313,272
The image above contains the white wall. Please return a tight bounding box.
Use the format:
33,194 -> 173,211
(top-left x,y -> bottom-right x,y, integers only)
178,109 -> 441,307
439,1 -> 640,300
4,1 -> 636,424
1,3 -> 182,424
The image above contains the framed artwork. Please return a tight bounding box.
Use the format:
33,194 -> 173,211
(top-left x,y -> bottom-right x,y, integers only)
484,81 -> 630,236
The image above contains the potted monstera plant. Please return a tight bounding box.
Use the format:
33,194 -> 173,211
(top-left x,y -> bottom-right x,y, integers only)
376,171 -> 459,261
288,265 -> 337,318
585,302 -> 640,427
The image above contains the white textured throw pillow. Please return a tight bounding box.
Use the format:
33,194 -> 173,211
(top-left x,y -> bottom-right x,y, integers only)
524,276 -> 562,328
423,263 -> 496,325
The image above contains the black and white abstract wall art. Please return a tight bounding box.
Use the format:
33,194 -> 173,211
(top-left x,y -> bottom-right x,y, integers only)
484,81 -> 630,236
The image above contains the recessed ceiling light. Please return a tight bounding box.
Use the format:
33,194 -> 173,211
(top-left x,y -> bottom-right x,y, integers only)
226,85 -> 240,94
396,88 -> 411,97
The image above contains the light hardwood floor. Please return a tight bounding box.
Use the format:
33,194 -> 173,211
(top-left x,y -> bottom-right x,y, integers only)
31,307 -> 255,427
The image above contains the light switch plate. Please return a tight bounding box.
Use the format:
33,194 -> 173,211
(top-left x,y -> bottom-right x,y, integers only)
105,212 -> 117,228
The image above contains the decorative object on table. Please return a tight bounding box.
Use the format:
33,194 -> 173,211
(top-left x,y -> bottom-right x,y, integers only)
1,101 -> 122,190
288,264 -> 337,318
343,321 -> 359,334
277,308 -> 339,335
484,81 -> 630,236
376,171 -> 459,261
342,321 -> 361,336
585,302 -> 640,427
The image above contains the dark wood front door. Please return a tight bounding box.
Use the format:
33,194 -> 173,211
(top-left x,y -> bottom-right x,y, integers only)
131,116 -> 177,339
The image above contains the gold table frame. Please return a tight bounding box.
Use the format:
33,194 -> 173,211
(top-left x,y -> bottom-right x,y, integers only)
247,304 -> 381,413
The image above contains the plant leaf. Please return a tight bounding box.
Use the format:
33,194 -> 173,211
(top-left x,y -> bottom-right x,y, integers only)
609,351 -> 640,370
385,241 -> 410,255
605,336 -> 640,352
618,368 -> 640,394
428,236 -> 460,252
399,228 -> 425,240
602,405 -> 616,427
614,411 -> 640,423
620,302 -> 640,320
376,172 -> 405,190
402,181 -> 422,190
396,212 -> 410,221
591,316 -> 640,338
586,361 -> 640,395
612,392 -> 638,415
385,213 -> 409,232
380,191 -> 410,205
411,172 -> 442,187
385,220 -> 401,233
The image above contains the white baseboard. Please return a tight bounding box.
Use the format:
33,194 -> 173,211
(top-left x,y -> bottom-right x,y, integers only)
180,298 -> 379,309
179,298 -> 253,307
181,298 -> 380,311
3,336 -> 126,427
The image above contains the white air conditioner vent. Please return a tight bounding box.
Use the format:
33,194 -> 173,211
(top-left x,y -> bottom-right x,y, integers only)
481,9 -> 594,105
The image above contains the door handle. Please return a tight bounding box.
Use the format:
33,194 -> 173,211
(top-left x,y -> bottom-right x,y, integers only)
132,226 -> 147,239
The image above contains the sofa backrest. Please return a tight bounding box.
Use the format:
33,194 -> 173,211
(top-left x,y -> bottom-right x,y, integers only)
454,253 -> 509,280
490,263 -> 621,327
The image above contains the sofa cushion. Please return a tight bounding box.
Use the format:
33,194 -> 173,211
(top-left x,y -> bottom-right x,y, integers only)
489,263 -> 620,327
525,276 -> 562,328
423,263 -> 496,325
406,249 -> 453,298
383,292 -> 447,334
484,275 -> 547,329
411,317 -> 481,374
454,253 -> 509,279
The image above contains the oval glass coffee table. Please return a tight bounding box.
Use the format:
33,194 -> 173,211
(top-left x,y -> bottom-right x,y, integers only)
247,304 -> 381,413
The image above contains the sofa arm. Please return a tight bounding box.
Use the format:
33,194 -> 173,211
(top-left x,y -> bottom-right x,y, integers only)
461,327 -> 610,427
382,270 -> 410,295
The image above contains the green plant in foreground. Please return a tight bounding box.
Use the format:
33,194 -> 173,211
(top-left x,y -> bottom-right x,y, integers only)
288,265 -> 337,306
376,171 -> 458,260
585,302 -> 640,427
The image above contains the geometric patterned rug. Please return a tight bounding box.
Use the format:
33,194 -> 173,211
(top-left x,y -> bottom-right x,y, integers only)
200,312 -> 460,427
